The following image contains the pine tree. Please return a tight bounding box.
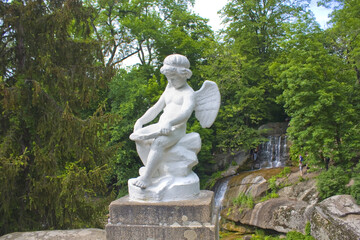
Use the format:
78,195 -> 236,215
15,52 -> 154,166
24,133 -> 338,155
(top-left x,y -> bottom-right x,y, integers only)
0,0 -> 115,234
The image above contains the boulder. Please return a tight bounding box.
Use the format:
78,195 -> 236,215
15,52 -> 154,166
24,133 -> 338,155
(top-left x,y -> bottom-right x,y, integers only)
240,198 -> 309,233
223,168 -> 283,208
221,222 -> 254,234
258,122 -> 288,137
212,150 -> 252,173
310,195 -> 360,240
220,168 -> 360,240
278,178 -> 319,204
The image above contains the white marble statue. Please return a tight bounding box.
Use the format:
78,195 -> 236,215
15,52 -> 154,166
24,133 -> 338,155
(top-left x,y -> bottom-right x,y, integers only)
128,54 -> 220,201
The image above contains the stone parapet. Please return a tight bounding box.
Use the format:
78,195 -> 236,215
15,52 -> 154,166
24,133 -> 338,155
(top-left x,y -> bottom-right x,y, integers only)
106,190 -> 218,240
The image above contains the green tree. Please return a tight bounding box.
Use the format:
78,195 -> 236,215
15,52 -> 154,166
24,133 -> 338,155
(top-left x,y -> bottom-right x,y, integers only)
319,0 -> 360,84
0,0 -> 114,234
200,0 -> 308,153
107,67 -> 151,196
271,12 -> 360,167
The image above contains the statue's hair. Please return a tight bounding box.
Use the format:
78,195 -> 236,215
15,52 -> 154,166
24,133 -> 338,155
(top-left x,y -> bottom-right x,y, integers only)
160,54 -> 192,79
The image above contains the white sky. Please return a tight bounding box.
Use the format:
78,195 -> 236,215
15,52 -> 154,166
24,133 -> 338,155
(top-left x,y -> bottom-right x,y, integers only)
192,0 -> 333,31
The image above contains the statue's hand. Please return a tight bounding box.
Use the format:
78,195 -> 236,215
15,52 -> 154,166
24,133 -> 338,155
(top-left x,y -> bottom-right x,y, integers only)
160,122 -> 172,135
134,120 -> 143,132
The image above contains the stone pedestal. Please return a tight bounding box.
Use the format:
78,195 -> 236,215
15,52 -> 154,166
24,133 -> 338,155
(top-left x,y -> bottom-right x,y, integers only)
105,190 -> 219,240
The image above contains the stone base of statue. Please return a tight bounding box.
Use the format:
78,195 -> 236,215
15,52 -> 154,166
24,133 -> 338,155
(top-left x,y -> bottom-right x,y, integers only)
105,190 -> 219,240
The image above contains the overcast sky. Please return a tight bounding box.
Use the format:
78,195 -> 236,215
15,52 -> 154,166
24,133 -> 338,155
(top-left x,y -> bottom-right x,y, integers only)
192,0 -> 333,31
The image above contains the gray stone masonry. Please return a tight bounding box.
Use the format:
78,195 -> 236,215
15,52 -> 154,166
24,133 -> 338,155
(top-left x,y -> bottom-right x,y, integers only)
106,190 -> 219,240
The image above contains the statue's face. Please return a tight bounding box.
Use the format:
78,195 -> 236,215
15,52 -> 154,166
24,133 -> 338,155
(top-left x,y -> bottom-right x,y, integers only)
166,71 -> 187,89
162,64 -> 187,89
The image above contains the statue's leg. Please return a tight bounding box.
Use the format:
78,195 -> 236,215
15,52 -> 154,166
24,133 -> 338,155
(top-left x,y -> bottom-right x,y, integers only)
133,130 -> 184,189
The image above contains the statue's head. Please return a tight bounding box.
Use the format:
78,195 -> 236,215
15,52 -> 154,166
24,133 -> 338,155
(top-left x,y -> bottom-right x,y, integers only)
160,54 -> 192,79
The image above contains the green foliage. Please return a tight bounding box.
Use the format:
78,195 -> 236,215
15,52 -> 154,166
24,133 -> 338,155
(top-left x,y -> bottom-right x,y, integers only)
260,191 -> 280,202
271,9 -> 360,168
201,169 -> 224,190
250,229 -> 280,240
250,229 -> 315,240
305,221 -> 311,236
350,162 -> 360,204
317,167 -> 350,200
188,121 -> 215,179
268,167 -> 291,192
107,67 -> 151,195
232,193 -> 254,209
200,0 -> 309,154
286,231 -> 315,240
86,0 -> 213,72
0,0 -> 115,234
268,176 -> 279,192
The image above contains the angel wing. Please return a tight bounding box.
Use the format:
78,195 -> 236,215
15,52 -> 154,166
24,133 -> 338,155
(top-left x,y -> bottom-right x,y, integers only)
195,80 -> 221,128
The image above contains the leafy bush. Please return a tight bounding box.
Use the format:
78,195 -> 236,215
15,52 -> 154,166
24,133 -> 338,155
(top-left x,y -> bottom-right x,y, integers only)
268,167 -> 291,192
202,170 -> 224,189
260,191 -> 280,202
233,192 -> 254,209
286,231 -> 315,240
249,229 -> 315,240
305,221 -> 311,236
351,162 -> 360,204
317,166 -> 350,200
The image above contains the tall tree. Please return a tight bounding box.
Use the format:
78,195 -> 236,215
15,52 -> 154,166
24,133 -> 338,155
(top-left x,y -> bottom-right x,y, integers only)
199,0 -> 308,153
271,12 -> 360,168
321,0 -> 360,83
0,0 -> 114,234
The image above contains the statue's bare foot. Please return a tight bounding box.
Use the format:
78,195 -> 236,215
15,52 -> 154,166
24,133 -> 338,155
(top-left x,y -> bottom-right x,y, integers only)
133,176 -> 149,189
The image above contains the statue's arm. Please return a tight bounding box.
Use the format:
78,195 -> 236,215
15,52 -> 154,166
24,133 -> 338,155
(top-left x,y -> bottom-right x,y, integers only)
134,94 -> 166,131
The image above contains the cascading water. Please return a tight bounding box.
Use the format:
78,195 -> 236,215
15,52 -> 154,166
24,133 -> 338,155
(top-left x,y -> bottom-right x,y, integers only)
213,177 -> 231,210
212,135 -> 289,214
254,135 -> 289,169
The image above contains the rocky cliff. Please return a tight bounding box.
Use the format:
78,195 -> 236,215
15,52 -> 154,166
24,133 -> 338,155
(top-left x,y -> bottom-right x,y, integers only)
220,167 -> 360,240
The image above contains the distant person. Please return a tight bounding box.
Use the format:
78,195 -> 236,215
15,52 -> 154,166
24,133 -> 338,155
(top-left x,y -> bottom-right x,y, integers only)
325,157 -> 330,171
254,146 -> 259,161
299,154 -> 304,176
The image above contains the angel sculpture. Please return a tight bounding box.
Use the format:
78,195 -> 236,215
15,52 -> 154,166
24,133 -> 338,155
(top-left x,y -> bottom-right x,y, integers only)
129,54 -> 220,201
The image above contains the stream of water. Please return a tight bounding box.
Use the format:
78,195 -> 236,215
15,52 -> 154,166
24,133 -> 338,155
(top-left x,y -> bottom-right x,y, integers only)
255,135 -> 288,169
213,135 -> 289,212
213,177 -> 231,210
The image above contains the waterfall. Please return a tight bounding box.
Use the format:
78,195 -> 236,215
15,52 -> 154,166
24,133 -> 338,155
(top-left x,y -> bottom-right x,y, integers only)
213,177 -> 231,210
254,135 -> 288,169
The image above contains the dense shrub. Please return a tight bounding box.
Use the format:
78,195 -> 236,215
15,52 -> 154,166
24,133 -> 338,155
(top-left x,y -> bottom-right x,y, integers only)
286,231 -> 315,240
351,162 -> 360,204
317,167 -> 350,200
232,192 -> 254,209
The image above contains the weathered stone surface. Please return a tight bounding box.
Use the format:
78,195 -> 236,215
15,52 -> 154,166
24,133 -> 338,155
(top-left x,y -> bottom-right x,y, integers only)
106,224 -> 217,240
310,195 -> 360,240
221,222 -> 255,234
240,198 -> 309,233
211,150 -> 251,173
106,190 -> 219,240
221,165 -> 239,178
220,168 -> 360,240
223,168 -> 283,207
109,191 -> 214,225
278,178 -> 319,204
0,229 -> 105,240
258,122 -> 288,137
